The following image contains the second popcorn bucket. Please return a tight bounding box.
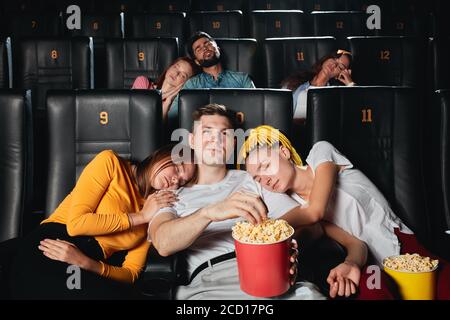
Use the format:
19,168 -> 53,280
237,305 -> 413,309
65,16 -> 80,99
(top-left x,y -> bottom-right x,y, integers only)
232,219 -> 295,297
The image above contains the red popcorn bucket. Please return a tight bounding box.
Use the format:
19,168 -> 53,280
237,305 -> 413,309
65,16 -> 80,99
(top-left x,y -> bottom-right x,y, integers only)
233,227 -> 294,297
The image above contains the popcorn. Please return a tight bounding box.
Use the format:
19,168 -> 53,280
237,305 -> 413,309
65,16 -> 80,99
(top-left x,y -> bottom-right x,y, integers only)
383,253 -> 439,273
232,219 -> 294,244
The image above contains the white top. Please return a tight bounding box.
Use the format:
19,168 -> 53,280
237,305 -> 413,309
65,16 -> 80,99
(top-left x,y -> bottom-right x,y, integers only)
151,170 -> 300,276
290,141 -> 413,266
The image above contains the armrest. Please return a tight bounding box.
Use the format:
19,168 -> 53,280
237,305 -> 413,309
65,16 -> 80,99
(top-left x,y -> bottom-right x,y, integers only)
298,235 -> 347,296
137,246 -> 184,299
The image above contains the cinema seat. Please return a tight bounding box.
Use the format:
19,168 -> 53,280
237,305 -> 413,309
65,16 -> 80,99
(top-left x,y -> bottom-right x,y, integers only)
307,86 -> 429,244
191,0 -> 245,12
187,11 -> 245,39
215,38 -> 259,86
311,11 -> 372,50
5,14 -> 62,37
0,39 -> 8,88
348,36 -> 426,86
105,38 -> 178,89
263,36 -> 337,88
428,90 -> 450,259
12,37 -> 91,213
125,12 -> 186,50
302,0 -> 349,12
250,10 -> 307,42
146,0 -> 191,13
429,37 -> 450,92
248,0 -> 303,11
0,90 -> 31,242
66,13 -> 123,88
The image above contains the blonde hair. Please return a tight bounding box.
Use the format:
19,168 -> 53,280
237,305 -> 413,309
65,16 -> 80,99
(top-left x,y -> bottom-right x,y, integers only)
237,125 -> 302,169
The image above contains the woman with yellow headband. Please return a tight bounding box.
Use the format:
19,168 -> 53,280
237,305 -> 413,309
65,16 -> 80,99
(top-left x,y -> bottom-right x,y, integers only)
239,125 -> 418,299
11,144 -> 195,299
282,50 -> 355,120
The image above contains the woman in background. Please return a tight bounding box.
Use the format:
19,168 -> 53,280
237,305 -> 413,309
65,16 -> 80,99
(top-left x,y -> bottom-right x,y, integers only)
282,50 -> 355,120
132,57 -> 201,122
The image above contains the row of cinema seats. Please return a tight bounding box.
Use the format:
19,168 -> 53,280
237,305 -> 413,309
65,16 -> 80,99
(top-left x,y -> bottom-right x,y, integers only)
0,0 -> 441,14
0,35 -> 448,213
1,36 -> 449,90
0,9 -> 447,47
0,87 -> 449,298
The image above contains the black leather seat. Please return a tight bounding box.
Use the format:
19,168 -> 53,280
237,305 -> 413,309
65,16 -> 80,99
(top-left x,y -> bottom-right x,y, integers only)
302,0 -> 349,12
12,37 -> 91,213
311,11 -> 373,50
146,0 -> 191,13
191,0 -> 245,12
348,36 -> 426,86
307,86 -> 429,244
381,11 -> 427,37
248,0 -> 303,11
178,89 -> 293,136
45,89 -> 169,299
215,38 -> 259,86
263,36 -> 337,88
5,14 -> 62,37
105,38 -> 179,89
125,12 -> 186,50
428,37 -> 450,92
188,11 -> 245,39
0,90 -> 31,242
428,90 -> 450,259
66,14 -> 123,88
432,0 -> 450,37
45,90 -> 162,214
0,39 -> 8,89
250,10 -> 307,42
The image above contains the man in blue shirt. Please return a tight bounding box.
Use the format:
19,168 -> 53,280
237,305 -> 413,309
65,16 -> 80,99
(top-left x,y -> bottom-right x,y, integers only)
168,32 -> 255,133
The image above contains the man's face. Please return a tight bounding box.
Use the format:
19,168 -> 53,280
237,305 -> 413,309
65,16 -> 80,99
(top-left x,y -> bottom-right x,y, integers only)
191,37 -> 221,67
189,115 -> 235,166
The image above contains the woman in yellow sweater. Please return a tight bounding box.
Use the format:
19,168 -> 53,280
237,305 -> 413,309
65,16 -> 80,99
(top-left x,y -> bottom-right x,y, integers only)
11,145 -> 194,299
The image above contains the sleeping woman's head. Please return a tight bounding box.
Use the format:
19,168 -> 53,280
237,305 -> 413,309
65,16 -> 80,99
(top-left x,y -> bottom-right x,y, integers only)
238,125 -> 303,193
134,144 -> 196,198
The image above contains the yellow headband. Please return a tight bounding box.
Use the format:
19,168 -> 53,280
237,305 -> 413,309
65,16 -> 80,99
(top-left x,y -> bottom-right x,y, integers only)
237,125 -> 303,169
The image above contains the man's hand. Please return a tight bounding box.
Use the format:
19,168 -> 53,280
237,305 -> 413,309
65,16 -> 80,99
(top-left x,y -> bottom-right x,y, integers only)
203,191 -> 267,224
327,261 -> 361,298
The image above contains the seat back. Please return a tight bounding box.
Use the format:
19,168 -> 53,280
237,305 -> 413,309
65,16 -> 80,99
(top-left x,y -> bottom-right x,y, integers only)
12,37 -> 91,213
0,90 -> 31,241
0,39 -> 8,88
66,14 -> 123,88
248,0 -> 303,11
263,36 -> 337,88
250,10 -> 307,42
125,12 -> 186,50
178,89 -> 293,147
5,14 -> 62,37
215,38 -> 259,86
146,0 -> 191,13
429,90 -> 450,258
45,90 -> 162,215
311,11 -> 372,50
105,38 -> 179,89
188,11 -> 245,38
429,37 -> 450,92
348,36 -> 426,86
302,0 -> 349,12
307,86 -> 428,240
191,0 -> 245,12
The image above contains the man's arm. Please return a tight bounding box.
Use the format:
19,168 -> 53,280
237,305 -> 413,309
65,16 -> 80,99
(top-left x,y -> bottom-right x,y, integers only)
149,209 -> 211,257
149,191 -> 268,256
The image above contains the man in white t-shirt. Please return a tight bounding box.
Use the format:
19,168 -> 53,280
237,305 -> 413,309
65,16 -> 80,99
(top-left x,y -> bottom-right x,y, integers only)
148,104 -> 325,300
